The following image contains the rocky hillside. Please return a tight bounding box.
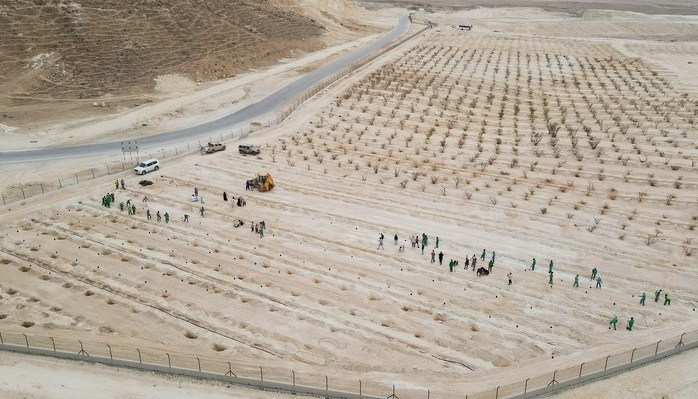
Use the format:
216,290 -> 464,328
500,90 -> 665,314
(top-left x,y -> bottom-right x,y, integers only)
0,0 -> 368,104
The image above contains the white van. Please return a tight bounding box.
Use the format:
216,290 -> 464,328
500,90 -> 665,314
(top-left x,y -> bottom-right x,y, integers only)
134,159 -> 160,175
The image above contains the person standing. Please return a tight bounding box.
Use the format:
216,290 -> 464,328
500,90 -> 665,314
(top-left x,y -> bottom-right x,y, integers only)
120,179 -> 125,190
654,289 -> 662,302
627,317 -> 635,331
422,234 -> 428,247
130,204 -> 136,215
573,275 -> 579,288
591,267 -> 598,280
640,292 -> 646,306
596,276 -> 603,288
157,211 -> 161,222
200,207 -> 205,217
183,214 -> 189,222
507,272 -> 512,285
194,188 -> 198,197
223,192 -> 228,202
531,258 -> 536,271
435,237 -> 440,248
449,260 -> 454,272
115,180 -> 119,190
394,234 -> 398,245
164,212 -> 170,223
664,293 -> 671,305
549,271 -> 554,285
610,316 -> 618,330
549,260 -> 554,273
421,241 -> 425,255
377,233 -> 385,250
430,250 -> 436,264
491,251 -> 496,264
481,249 -> 486,260
471,255 -> 477,271
146,210 -> 152,220
464,257 -> 470,270
438,251 -> 444,266
488,259 -> 494,273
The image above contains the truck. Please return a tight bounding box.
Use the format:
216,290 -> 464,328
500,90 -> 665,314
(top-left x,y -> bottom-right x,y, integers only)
200,142 -> 226,154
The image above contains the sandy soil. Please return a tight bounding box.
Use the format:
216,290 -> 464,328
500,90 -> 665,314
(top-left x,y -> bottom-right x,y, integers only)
1,5 -> 698,399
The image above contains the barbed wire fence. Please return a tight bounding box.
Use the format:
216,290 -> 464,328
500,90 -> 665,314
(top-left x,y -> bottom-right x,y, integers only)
1,23 -> 431,208
0,329 -> 695,399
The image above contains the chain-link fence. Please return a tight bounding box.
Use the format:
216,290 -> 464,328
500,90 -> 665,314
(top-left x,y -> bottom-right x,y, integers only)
0,329 -> 696,399
1,23 -> 430,208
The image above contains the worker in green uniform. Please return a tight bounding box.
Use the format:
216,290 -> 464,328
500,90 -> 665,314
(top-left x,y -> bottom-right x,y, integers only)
664,293 -> 671,305
164,212 -> 170,223
156,211 -> 161,222
481,249 -> 486,260
627,317 -> 635,331
549,271 -> 554,285
573,275 -> 579,287
146,210 -> 151,220
640,292 -> 646,306
591,267 -> 597,279
531,258 -> 536,271
610,316 -> 618,330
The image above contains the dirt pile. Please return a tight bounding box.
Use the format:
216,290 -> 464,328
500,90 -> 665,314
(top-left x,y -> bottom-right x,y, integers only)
0,0 -> 372,126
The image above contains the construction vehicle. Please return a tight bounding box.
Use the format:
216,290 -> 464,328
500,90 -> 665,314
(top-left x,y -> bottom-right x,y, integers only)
201,142 -> 226,154
248,173 -> 275,192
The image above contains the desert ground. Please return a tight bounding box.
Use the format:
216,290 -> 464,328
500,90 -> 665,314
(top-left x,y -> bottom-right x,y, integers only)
1,3 -> 698,399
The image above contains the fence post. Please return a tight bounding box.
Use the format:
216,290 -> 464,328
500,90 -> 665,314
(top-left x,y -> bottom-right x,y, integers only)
137,348 -> 142,363
548,370 -> 558,386
2,194 -> 4,205
167,353 -> 171,367
631,348 -> 637,363
579,362 -> 585,378
21,187 -> 26,199
187,143 -> 190,152
161,148 -> 165,159
259,366 -> 263,382
40,184 -> 44,194
604,355 -> 610,371
359,380 -> 362,397
75,174 -> 79,184
655,340 -> 662,355
58,178 -> 63,188
91,169 -> 95,179
50,337 -> 56,352
22,333 -> 28,348
326,375 -> 329,391
676,333 -> 685,348
225,362 -> 235,377
496,386 -> 500,398
0,332 -> 3,344
196,357 -> 201,372
106,164 -> 110,174
292,370 -> 295,387
107,344 -> 112,360
524,378 -> 529,393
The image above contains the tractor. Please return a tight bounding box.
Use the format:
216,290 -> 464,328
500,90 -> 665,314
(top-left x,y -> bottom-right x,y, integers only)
248,173 -> 275,192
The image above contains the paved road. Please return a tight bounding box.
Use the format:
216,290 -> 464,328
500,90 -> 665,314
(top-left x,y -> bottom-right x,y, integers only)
0,16 -> 410,164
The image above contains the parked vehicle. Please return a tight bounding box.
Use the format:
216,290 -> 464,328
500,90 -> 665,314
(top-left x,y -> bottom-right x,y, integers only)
134,159 -> 160,175
238,144 -> 260,155
201,142 -> 226,154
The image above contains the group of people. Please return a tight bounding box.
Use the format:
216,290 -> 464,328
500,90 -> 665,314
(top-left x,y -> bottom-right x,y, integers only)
384,233 -> 676,333
223,191 -> 246,207
251,220 -> 266,237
